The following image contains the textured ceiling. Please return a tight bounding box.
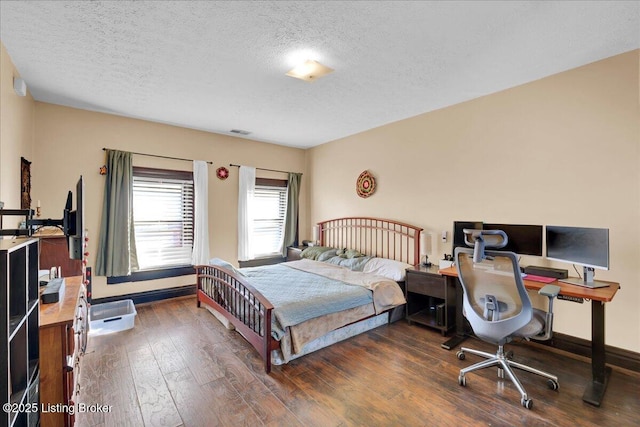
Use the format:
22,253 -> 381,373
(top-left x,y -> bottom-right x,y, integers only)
1,1 -> 638,149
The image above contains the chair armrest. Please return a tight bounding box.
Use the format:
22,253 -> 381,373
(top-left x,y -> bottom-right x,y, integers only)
538,284 -> 560,298
531,284 -> 561,342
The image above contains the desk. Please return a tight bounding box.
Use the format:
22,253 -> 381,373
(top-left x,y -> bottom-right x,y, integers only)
438,266 -> 620,407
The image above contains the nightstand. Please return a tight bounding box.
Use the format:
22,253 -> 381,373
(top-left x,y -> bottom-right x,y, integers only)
286,245 -> 307,261
405,264 -> 456,335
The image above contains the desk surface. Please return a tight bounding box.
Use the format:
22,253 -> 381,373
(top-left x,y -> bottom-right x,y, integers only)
438,266 -> 619,302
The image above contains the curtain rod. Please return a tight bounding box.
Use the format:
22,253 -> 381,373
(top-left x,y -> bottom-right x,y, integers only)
102,148 -> 213,164
229,163 -> 302,175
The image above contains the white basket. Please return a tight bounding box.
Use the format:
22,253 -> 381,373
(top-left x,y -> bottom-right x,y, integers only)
89,299 -> 137,336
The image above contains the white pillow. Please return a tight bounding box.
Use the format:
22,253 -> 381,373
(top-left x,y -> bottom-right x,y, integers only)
363,257 -> 413,281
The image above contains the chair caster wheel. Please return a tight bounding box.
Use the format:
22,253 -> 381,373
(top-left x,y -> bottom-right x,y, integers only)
458,375 -> 466,386
506,350 -> 514,360
521,398 -> 533,409
456,351 -> 465,360
547,379 -> 559,391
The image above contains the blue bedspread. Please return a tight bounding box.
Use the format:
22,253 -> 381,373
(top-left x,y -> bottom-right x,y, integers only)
241,263 -> 373,339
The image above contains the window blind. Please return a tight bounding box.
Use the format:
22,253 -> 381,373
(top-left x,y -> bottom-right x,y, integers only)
252,184 -> 288,257
132,172 -> 194,270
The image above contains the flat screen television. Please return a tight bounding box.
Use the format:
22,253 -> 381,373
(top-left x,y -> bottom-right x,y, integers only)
25,175 -> 84,260
546,225 -> 610,288
63,176 -> 85,260
483,223 -> 543,256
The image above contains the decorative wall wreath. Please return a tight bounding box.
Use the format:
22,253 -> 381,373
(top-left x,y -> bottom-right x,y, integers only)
216,166 -> 229,180
356,170 -> 376,198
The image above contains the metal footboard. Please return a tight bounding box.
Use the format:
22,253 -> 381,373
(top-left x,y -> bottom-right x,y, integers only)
195,265 -> 274,373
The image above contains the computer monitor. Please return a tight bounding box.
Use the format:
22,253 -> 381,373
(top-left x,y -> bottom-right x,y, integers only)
483,223 -> 543,256
546,225 -> 610,288
452,221 -> 482,254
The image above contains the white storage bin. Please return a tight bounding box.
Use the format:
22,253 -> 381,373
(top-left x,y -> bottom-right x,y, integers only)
89,299 -> 137,336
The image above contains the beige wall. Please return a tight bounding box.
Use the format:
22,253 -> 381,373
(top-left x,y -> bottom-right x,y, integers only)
32,103 -> 307,299
308,50 -> 640,353
0,42 -> 35,220
4,39 -> 638,353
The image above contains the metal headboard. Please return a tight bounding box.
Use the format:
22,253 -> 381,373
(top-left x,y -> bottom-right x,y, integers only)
317,217 -> 422,266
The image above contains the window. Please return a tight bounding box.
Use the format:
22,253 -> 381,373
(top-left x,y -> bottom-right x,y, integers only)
252,178 -> 287,258
132,167 -> 194,270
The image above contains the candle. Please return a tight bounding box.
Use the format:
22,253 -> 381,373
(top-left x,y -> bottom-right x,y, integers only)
37,200 -> 41,208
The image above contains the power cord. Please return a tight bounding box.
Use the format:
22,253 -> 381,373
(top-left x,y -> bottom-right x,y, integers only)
573,264 -> 582,279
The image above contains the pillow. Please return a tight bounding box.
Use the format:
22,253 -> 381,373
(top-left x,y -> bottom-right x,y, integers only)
346,249 -> 365,259
317,249 -> 338,262
208,258 -> 245,276
335,248 -> 364,259
300,246 -> 334,260
363,257 -> 413,281
323,255 -> 346,266
340,255 -> 371,271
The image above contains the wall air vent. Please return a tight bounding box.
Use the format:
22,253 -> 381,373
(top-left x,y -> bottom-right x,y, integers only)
230,129 -> 251,135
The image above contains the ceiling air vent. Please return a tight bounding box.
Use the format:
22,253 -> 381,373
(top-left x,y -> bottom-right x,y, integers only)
230,129 -> 251,135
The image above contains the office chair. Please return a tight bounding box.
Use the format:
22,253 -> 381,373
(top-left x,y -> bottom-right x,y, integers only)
454,229 -> 560,409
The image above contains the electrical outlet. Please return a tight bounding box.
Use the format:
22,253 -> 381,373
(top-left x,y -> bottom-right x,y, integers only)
441,230 -> 447,243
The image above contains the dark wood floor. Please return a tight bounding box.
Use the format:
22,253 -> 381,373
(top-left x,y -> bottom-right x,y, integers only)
76,296 -> 639,427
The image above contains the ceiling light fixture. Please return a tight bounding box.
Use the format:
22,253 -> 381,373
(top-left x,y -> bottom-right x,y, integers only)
286,59 -> 334,82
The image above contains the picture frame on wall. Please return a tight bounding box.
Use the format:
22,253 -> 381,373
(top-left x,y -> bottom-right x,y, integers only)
21,157 -> 31,209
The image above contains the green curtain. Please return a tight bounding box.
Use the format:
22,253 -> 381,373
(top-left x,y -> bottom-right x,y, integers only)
281,172 -> 302,257
95,150 -> 139,277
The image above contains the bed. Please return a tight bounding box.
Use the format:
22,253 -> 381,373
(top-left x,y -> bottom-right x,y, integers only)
195,217 -> 422,373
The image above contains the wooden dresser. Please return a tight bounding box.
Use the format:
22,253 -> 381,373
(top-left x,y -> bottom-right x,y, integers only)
40,276 -> 88,427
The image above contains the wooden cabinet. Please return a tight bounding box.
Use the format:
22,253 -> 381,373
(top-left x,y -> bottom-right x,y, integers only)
405,265 -> 456,335
1,238 -> 40,427
36,232 -> 83,277
40,276 -> 88,427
